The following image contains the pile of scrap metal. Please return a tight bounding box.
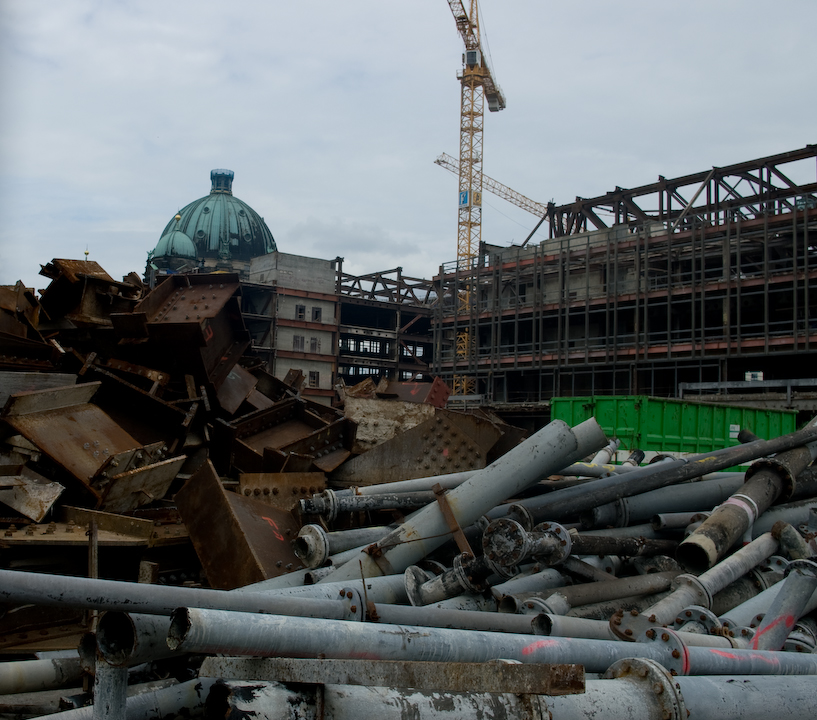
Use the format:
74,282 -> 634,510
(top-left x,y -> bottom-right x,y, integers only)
3,265 -> 817,718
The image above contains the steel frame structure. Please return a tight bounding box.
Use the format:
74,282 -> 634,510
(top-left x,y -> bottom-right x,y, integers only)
433,145 -> 817,410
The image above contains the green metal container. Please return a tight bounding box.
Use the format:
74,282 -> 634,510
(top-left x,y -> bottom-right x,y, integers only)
549,396 -> 797,454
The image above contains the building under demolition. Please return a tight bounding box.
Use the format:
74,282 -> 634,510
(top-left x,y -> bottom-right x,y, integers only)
433,145 -> 817,417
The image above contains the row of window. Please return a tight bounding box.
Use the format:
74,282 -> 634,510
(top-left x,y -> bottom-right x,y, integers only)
297,336 -> 427,358
293,335 -> 321,353
296,304 -> 323,322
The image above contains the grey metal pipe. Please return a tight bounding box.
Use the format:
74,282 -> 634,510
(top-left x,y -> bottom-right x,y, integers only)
653,511 -> 710,530
590,438 -> 620,466
533,613 -> 616,640
750,559 -> 817,651
292,524 -> 390,568
752,498 -> 817,537
558,449 -> 645,479
169,606 -> 817,676
578,522 -> 671,539
28,678 -> 217,719
533,614 -> 735,648
641,626 -> 817,675
0,568 -> 358,620
242,573 -> 410,605
568,590 -> 675,620
501,422 -> 817,525
369,603 -> 537,634
582,473 -> 744,529
168,606 -> 667,673
338,470 -> 477,497
491,566 -> 569,597
0,656 -> 83,696
678,417 -> 817,572
720,580 -> 784,629
559,556 -> 617,582
95,613 -> 179,667
483,518 -> 676,572
92,658 -> 127,720
640,531 -> 779,625
202,670 -> 817,720
322,417 -> 607,583
404,552 -> 509,606
432,593 -> 498,612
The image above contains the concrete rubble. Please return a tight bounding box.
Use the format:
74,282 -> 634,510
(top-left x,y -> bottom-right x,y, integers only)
1,263 -> 817,719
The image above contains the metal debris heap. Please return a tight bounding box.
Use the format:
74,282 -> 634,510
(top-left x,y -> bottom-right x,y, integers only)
1,261 -> 817,719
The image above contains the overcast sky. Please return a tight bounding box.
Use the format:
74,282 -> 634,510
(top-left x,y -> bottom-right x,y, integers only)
1,1 -> 815,293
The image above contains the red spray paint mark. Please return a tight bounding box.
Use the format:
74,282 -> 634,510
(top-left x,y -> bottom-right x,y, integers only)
522,639 -> 559,656
750,614 -> 796,650
261,516 -> 285,542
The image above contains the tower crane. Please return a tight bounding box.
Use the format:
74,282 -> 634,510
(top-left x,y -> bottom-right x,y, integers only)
445,1 -> 505,395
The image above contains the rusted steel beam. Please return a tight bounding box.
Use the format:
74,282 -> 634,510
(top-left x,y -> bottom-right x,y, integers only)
199,657 -> 584,695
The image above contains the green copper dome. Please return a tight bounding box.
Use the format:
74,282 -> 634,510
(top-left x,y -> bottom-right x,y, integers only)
158,169 -> 277,263
154,226 -> 197,259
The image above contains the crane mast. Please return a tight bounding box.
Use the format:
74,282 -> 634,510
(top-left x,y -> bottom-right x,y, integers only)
446,1 -> 505,395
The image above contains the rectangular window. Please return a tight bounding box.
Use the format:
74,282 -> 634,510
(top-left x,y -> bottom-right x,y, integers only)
292,335 -> 305,351
308,370 -> 320,388
295,304 -> 306,320
311,307 -> 322,322
309,336 -> 320,354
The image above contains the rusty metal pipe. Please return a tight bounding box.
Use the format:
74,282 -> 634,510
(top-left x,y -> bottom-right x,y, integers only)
299,489 -> 436,520
502,572 -> 678,615
570,532 -> 678,558
678,417 -> 817,572
482,519 -> 573,569
322,418 -> 607,583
